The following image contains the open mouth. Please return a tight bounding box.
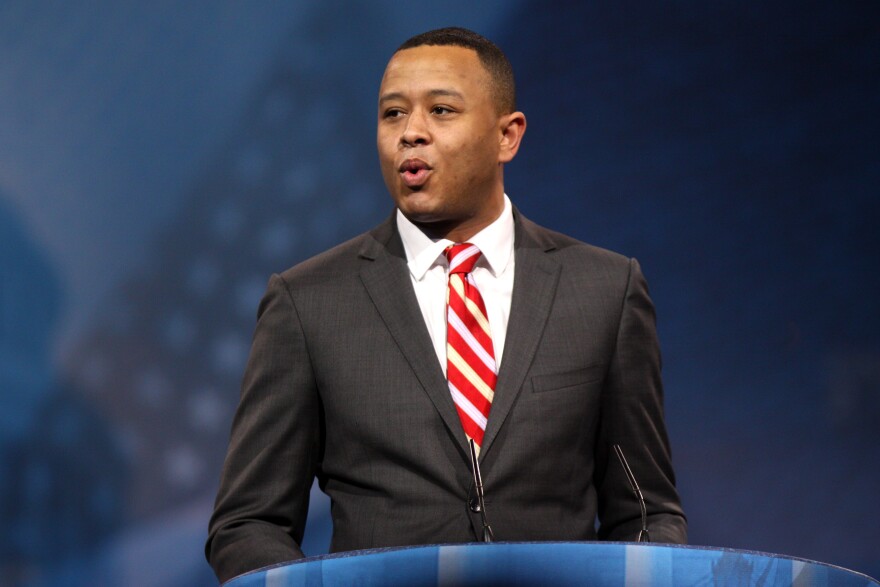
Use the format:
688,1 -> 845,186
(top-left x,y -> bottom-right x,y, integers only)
399,158 -> 432,188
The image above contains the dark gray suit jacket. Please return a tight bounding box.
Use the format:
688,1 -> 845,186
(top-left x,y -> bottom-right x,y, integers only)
206,210 -> 686,583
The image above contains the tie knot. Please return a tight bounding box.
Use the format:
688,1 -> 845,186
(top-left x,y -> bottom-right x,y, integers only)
445,243 -> 482,275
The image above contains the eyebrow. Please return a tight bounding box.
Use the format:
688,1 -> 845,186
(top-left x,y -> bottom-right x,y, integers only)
378,88 -> 465,104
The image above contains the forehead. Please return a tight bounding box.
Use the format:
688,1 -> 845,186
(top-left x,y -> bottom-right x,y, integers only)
379,45 -> 489,98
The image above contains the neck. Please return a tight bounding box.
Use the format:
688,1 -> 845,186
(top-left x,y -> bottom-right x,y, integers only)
415,196 -> 505,243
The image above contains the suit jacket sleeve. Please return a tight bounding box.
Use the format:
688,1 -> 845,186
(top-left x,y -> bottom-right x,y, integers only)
594,258 -> 687,543
206,273 -> 320,583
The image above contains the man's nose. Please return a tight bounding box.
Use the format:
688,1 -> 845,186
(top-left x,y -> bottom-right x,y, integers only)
400,110 -> 430,147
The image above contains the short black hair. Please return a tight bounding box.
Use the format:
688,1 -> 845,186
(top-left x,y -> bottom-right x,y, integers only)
396,27 -> 516,114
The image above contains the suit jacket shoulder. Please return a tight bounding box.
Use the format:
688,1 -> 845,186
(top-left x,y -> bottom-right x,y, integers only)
517,213 -> 628,261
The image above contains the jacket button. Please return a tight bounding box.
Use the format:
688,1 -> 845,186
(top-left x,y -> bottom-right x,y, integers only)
469,497 -> 481,513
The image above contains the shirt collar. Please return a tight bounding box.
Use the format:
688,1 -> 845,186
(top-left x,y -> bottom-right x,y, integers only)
397,194 -> 515,281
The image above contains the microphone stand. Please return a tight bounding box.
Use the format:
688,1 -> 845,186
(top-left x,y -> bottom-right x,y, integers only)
469,439 -> 494,542
613,444 -> 651,543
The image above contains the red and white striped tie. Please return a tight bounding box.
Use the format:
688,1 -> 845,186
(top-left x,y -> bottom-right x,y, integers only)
445,243 -> 497,455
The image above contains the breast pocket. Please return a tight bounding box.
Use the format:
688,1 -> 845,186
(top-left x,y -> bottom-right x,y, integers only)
530,365 -> 606,394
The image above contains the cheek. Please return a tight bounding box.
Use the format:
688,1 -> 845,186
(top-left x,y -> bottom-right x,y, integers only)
377,150 -> 398,181
376,140 -> 392,164
453,140 -> 495,181
445,136 -> 482,169
377,131 -> 397,160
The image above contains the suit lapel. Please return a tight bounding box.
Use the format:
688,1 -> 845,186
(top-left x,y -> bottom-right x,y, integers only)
357,212 -> 562,463
480,213 -> 561,460
357,217 -> 471,456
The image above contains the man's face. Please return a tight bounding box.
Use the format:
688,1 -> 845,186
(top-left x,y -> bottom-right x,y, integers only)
377,45 -> 512,240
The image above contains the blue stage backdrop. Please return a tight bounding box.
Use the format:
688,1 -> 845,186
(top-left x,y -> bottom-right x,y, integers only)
0,1 -> 877,585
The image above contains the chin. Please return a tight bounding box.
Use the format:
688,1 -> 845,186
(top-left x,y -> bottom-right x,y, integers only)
396,194 -> 441,219
399,208 -> 440,225
400,207 -> 455,232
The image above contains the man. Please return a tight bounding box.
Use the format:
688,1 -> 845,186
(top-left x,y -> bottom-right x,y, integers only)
206,27 -> 686,583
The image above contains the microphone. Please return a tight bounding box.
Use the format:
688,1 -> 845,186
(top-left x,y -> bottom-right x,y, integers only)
612,444 -> 651,543
468,439 -> 494,542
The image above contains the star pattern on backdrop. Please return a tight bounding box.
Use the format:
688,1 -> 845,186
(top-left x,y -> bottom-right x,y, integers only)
65,22 -> 387,519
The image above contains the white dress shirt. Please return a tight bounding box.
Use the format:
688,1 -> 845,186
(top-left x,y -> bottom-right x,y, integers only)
396,195 -> 515,375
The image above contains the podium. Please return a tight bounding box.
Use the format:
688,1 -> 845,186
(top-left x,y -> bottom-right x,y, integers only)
223,542 -> 879,586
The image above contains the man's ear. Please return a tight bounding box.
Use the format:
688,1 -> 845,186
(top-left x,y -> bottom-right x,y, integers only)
498,111 -> 527,164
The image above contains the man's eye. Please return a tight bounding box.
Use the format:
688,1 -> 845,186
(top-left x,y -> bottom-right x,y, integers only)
432,106 -> 453,115
384,109 -> 404,119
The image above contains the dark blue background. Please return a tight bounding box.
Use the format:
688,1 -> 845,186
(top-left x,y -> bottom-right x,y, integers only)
1,1 -> 877,584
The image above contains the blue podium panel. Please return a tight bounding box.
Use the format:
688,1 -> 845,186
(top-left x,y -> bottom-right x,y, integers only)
224,542 -> 880,587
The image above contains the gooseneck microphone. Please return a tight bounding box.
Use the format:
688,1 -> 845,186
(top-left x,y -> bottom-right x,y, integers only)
468,439 -> 494,542
612,444 -> 651,543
